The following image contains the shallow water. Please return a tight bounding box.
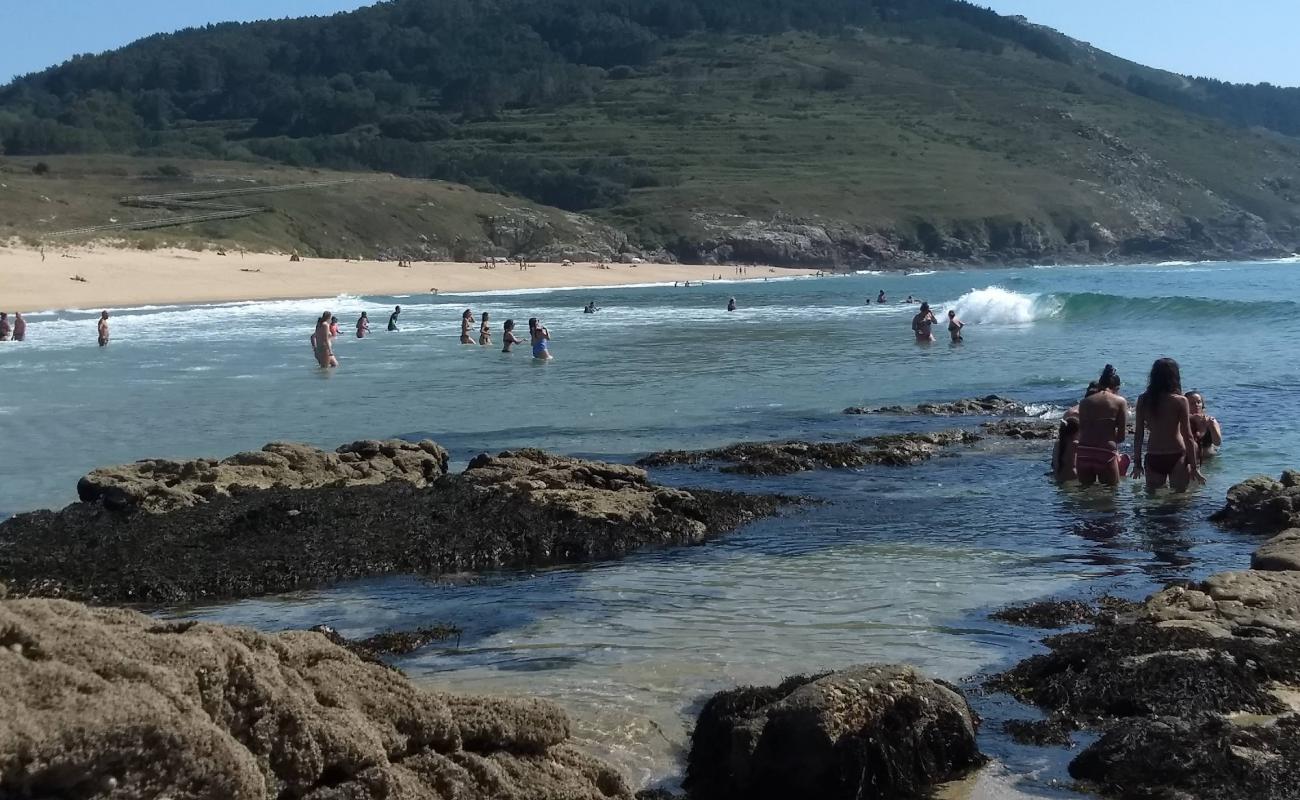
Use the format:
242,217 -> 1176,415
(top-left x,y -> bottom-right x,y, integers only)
3,261 -> 1299,794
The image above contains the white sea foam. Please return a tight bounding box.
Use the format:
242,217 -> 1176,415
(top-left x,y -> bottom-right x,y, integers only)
950,286 -> 1057,325
905,270 -> 938,277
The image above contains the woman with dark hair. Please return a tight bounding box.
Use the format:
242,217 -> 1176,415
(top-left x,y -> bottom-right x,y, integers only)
1074,365 -> 1128,486
1186,391 -> 1222,460
911,302 -> 937,342
460,309 -> 475,344
529,317 -> 552,361
478,311 -> 492,346
1133,358 -> 1204,491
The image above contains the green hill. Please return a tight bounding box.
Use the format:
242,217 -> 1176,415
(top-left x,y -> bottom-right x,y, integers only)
3,0 -> 1299,266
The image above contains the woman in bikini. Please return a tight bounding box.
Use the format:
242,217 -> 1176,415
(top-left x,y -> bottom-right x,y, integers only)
1133,359 -> 1205,491
1075,365 -> 1128,486
356,312 -> 370,338
947,309 -> 964,342
460,309 -> 475,344
478,311 -> 492,346
529,317 -> 552,361
311,311 -> 337,368
911,302 -> 937,342
501,319 -> 525,353
1186,391 -> 1222,460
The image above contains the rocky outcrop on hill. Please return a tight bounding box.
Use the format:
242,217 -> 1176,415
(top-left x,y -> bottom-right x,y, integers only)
76,439 -> 449,513
0,447 -> 785,605
1211,471 -> 1300,532
0,594 -> 631,800
684,665 -> 985,800
638,430 -> 979,475
844,395 -> 1029,416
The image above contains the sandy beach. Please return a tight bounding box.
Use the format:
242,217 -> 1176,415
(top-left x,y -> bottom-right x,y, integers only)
0,244 -> 814,312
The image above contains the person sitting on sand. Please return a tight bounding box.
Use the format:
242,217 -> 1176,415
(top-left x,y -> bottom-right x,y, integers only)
727,297 -> 737,312
947,310 -> 964,342
529,317 -> 552,361
356,312 -> 370,339
329,315 -> 341,339
11,312 -> 25,342
460,310 -> 475,344
479,311 -> 492,346
1075,365 -> 1129,486
1186,391 -> 1222,460
388,305 -> 401,331
502,319 -> 525,353
877,290 -> 887,303
312,311 -> 337,368
1133,359 -> 1205,491
0,312 -> 9,341
911,302 -> 938,342
97,311 -> 110,347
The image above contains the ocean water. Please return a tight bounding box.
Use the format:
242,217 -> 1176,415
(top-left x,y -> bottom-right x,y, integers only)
3,261 -> 1300,795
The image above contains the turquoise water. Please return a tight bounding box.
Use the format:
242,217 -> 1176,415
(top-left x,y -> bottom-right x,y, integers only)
3,260 -> 1299,793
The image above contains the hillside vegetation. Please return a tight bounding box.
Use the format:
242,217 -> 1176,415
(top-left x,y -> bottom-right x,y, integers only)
2,0 -> 1299,266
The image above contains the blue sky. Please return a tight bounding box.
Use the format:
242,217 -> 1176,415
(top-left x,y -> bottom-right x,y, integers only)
2,1 -> 1297,87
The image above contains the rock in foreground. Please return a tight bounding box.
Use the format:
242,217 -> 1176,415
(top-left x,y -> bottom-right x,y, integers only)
0,594 -> 630,800
76,439 -> 450,513
1210,470 -> 1300,532
684,665 -> 985,800
0,448 -> 785,604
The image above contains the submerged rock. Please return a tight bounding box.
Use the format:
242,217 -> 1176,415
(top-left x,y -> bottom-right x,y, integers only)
639,430 -> 979,475
1210,471 -> 1300,533
1003,717 -> 1077,747
979,419 -> 1059,440
0,448 -> 786,604
991,599 -> 1100,629
76,439 -> 450,513
309,624 -> 462,665
0,595 -> 631,800
684,665 -> 985,800
844,395 -> 1029,417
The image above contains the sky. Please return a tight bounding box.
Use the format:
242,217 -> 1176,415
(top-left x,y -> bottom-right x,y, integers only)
1,0 -> 1298,87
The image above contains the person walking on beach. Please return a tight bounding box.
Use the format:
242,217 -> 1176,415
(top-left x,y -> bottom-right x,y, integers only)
911,302 -> 937,342
460,309 -> 475,344
1133,358 -> 1205,491
0,313 -> 9,341
947,310 -> 964,342
356,312 -> 370,338
388,305 -> 401,331
478,311 -> 492,346
312,311 -> 337,368
1075,364 -> 1128,487
11,312 -> 25,342
502,319 -> 525,353
97,311 -> 110,347
1186,391 -> 1222,460
529,317 -> 552,361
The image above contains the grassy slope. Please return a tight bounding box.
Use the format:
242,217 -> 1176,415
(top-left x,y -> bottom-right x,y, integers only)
0,155 -> 623,259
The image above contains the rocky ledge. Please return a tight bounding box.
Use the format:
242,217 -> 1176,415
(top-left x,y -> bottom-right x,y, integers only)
844,395 -> 1029,417
0,447 -> 786,605
1211,470 -> 1300,532
684,665 -> 985,800
0,589 -> 631,800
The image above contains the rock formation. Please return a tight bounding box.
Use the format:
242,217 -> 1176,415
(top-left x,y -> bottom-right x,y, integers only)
844,395 -> 1029,416
683,665 -> 985,800
0,447 -> 784,605
1211,470 -> 1300,532
0,594 -> 631,800
638,430 -> 980,475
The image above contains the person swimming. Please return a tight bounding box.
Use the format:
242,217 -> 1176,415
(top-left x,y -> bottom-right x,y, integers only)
727,297 -> 737,312
388,305 -> 401,331
1133,358 -> 1205,491
460,309 -> 475,344
877,290 -> 887,303
1186,391 -> 1222,460
911,302 -> 937,342
356,312 -> 369,338
97,311 -> 110,347
907,295 -> 915,304
583,302 -> 599,314
1074,365 -> 1129,486
947,309 -> 964,342
529,317 -> 552,361
502,319 -> 525,353
478,311 -> 492,346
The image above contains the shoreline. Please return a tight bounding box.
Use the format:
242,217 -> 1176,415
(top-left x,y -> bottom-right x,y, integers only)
0,244 -> 817,313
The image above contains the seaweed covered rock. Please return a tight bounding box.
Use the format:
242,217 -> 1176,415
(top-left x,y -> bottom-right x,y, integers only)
979,419 -> 1059,440
1069,714 -> 1300,800
684,665 -> 985,800
1144,571 -> 1300,637
845,395 -> 1029,416
638,430 -> 979,476
76,439 -> 450,513
1253,529 -> 1300,572
0,449 -> 785,604
0,596 -> 630,800
990,599 -> 1101,629
1211,471 -> 1300,533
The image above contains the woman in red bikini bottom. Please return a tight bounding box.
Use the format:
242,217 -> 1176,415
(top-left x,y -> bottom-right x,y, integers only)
1132,358 -> 1206,492
1074,365 -> 1130,486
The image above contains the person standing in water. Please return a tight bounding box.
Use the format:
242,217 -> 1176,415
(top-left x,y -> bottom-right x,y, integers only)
97,311 -> 110,347
1186,391 -> 1222,460
478,311 -> 492,346
312,311 -> 337,368
911,302 -> 937,342
460,309 -> 475,344
356,312 -> 370,338
877,290 -> 887,304
727,297 -> 737,312
502,319 -> 525,353
1075,365 -> 1128,486
529,317 -> 552,361
0,313 -> 9,341
328,315 -> 341,339
1133,358 -> 1205,491
388,305 -> 401,331
11,312 -> 25,342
